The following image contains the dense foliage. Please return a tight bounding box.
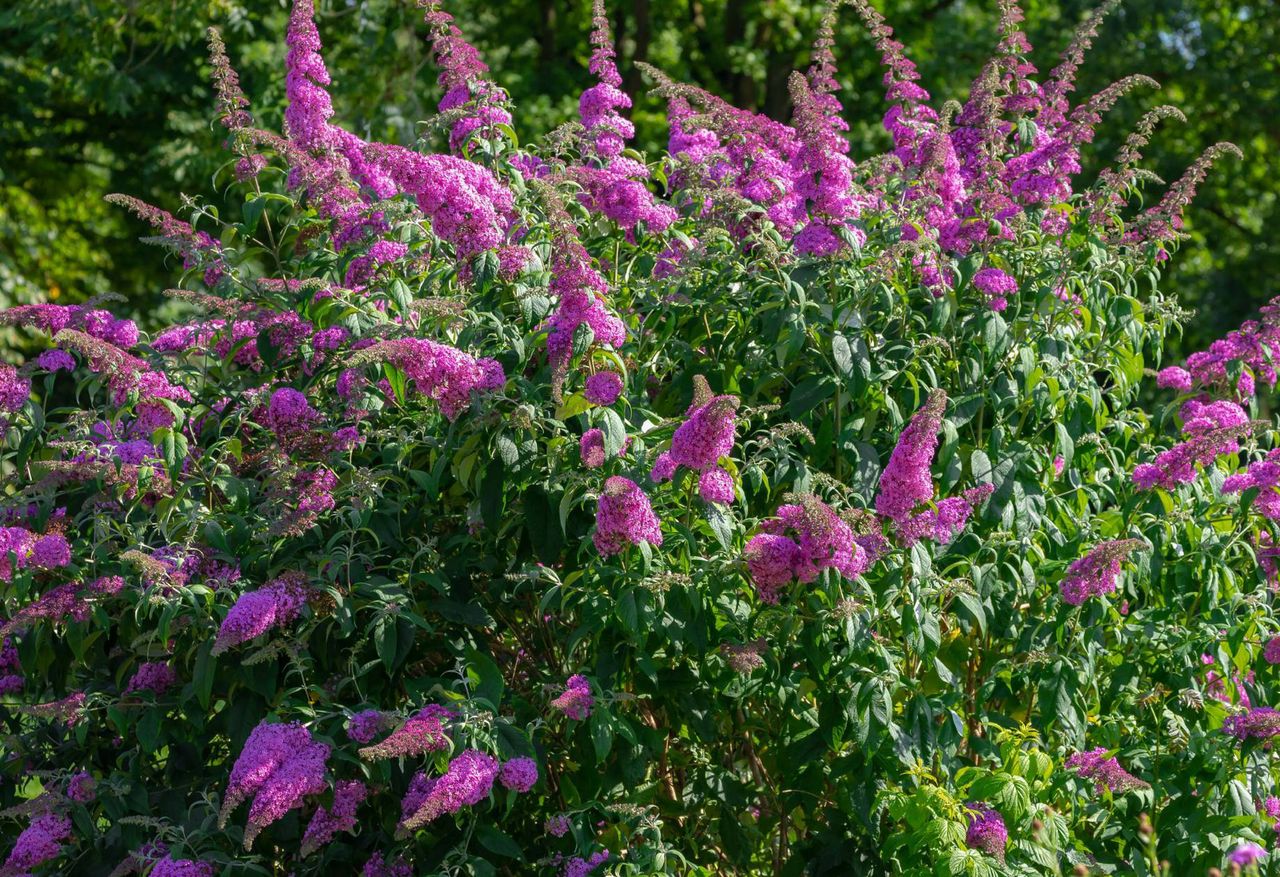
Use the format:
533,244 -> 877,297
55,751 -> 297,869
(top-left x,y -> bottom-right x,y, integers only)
0,0 -> 1275,874
2,0 -> 1276,352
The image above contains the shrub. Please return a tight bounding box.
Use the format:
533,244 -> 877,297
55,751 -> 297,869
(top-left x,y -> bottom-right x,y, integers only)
0,0 -> 1267,873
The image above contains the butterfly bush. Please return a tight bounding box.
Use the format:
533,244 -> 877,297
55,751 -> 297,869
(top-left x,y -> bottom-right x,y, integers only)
0,0 -> 1271,872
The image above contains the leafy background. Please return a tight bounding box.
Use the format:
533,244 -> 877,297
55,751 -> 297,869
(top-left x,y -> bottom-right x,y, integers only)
1,0 -> 1276,356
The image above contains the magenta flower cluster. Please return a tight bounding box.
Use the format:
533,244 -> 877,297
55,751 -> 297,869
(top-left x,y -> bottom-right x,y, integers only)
358,704 -> 453,761
1133,399 -> 1250,491
551,675 -> 594,721
219,720 -> 330,849
1064,748 -> 1149,793
400,749 -> 499,832
212,573 -> 309,655
651,378 -> 739,505
744,495 -> 869,603
2,812 -> 72,874
964,803 -> 1007,861
301,779 -> 367,856
1223,707 -> 1280,742
584,371 -> 624,406
593,477 -> 663,556
498,757 -> 539,792
1058,539 -> 1146,605
0,0 -> 1259,870
875,390 -> 946,524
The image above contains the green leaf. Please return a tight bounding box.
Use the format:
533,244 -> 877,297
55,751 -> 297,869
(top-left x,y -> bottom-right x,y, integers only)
832,332 -> 854,378
495,434 -> 520,468
472,249 -> 500,288
705,502 -> 733,551
466,648 -> 504,709
788,376 -> 834,418
599,408 -> 627,457
137,707 -> 162,752
193,640 -> 214,710
590,710 -> 613,762
481,463 -> 506,529
555,394 -> 593,420
475,824 -> 523,860
374,615 -> 399,673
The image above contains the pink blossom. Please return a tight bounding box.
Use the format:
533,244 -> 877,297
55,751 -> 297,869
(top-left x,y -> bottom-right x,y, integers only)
584,371 -> 624,406
580,429 -> 607,469
593,476 -> 662,556
498,757 -> 538,792
399,749 -> 499,832
212,573 -> 308,655
359,705 -> 452,761
301,779 -> 367,856
1065,748 -> 1148,793
551,674 -> 593,721
3,811 -> 72,873
1058,539 -> 1146,605
745,495 -> 868,602
876,390 -> 946,523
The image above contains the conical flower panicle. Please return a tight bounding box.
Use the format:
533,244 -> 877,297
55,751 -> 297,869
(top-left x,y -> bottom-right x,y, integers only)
875,389 -> 947,523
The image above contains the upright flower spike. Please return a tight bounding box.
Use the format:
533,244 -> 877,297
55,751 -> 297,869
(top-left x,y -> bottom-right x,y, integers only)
789,1 -> 861,257
579,0 -> 632,163
207,26 -> 265,178
570,0 -> 676,236
1038,0 -> 1120,131
283,0 -> 396,204
875,390 -> 946,524
283,0 -> 335,151
848,0 -> 936,162
419,0 -> 513,152
651,375 -> 739,502
529,179 -> 627,400
206,26 -> 253,134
